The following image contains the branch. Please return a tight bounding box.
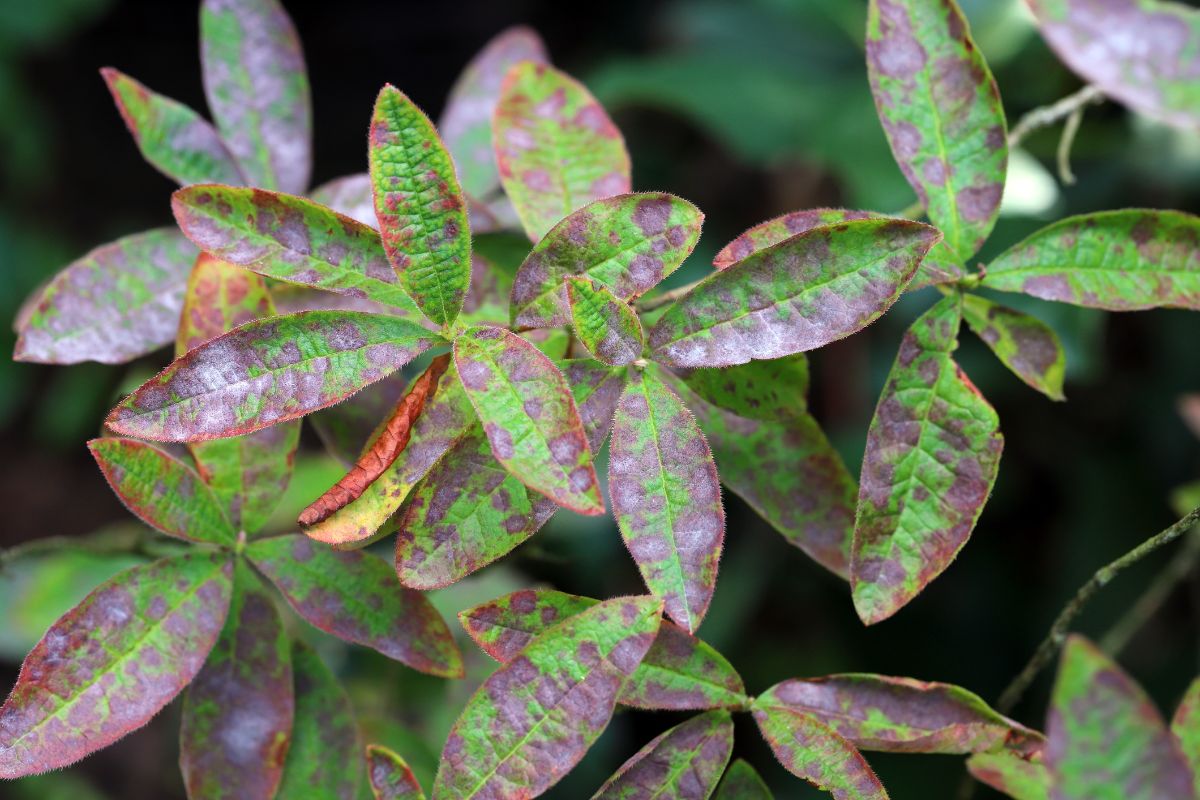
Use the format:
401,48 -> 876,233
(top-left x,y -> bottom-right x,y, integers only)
1008,84 -> 1105,150
1100,525 -> 1200,655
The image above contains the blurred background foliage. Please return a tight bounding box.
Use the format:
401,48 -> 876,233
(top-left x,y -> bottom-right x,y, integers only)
2,0 -> 1199,797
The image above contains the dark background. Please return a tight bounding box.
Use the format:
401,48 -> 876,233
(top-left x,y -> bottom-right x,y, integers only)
2,0 -> 1199,797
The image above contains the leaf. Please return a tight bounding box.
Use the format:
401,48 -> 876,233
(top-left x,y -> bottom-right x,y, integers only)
865,0 -> 1007,262
591,710 -> 734,800
494,61 -> 632,241
1173,678 -> 1200,794
679,355 -> 810,422
649,219 -> 941,368
566,276 -> 645,366
101,68 -> 243,186
200,0 -> 312,194
1048,636 -> 1196,800
460,251 -> 516,326
511,192 -> 703,328
432,595 -> 663,799
367,744 -> 426,800
106,310 -> 441,442
171,185 -> 424,314
180,561 -> 293,800
980,209 -> 1200,311
852,294 -> 1003,624
0,552 -> 233,778
962,293 -> 1066,401
755,675 -> 1042,755
369,85 -> 472,326
276,642 -> 362,800
458,589 -> 599,662
88,437 -> 236,546
713,208 -> 879,270
454,325 -> 603,514
714,759 -> 773,800
1025,0 -> 1200,129
309,374 -> 409,465
440,26 -> 549,199
177,254 -> 275,353
310,173 -> 376,227
967,752 -> 1050,800
248,534 -> 462,677
14,228 -> 196,365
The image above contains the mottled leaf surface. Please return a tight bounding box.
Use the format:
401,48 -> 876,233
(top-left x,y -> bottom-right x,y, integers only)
866,0 -> 1007,261
962,293 -> 1065,401
106,310 -> 439,442
367,744 -> 426,800
433,596 -> 662,799
714,759 -> 773,800
567,276 -> 644,365
592,710 -> 733,800
649,219 -> 940,368
680,355 -> 810,422
177,253 -> 274,353
310,173 -> 376,227
981,210 -> 1200,310
967,752 -> 1050,800
494,61 -> 632,241
713,209 -> 878,270
309,374 -> 408,465
0,552 -> 233,778
852,295 -> 1003,625
1172,679 -> 1200,794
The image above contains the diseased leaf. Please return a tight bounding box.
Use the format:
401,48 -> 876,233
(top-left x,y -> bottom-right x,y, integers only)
88,437 -> 236,546
459,251 -> 517,326
1172,679 -> 1200,794
566,276 -> 645,366
610,368 -> 724,632
177,253 -> 274,353
247,534 -> 462,677
432,595 -> 663,799
454,325 -> 603,514
962,293 -> 1066,401
680,355 -> 810,422
649,219 -> 940,368
494,61 -> 632,241
14,228 -> 195,365
309,374 -> 408,465
106,310 -> 440,442
310,173 -> 376,227
713,209 -> 878,270
367,744 -> 426,800
967,752 -> 1050,800
852,294 -> 1003,625
458,589 -> 599,662
369,85 -> 472,326
101,68 -> 243,186
180,561 -> 293,800
980,210 -> 1200,310
714,759 -> 773,800
591,710 -> 734,800
914,241 -> 968,290
0,552 -> 233,778
1047,636 -> 1196,800
866,0 -> 1007,261
200,0 -> 312,194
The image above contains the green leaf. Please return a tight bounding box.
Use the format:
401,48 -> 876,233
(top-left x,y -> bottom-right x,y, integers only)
369,85 -> 472,326
171,185 -> 425,315
511,192 -> 703,327
367,744 -> 426,800
566,276 -> 644,365
0,552 -> 233,778
200,0 -> 312,194
180,561 -> 293,800
14,228 -> 196,364
88,437 -> 236,546
1172,678 -> 1200,795
852,294 -> 1003,625
494,61 -> 632,241
679,355 -> 810,422
714,759 -> 773,800
713,208 -> 879,269
591,711 -> 734,800
101,68 -> 244,186
454,325 -> 603,514
649,219 -> 941,368
980,210 -> 1200,310
105,310 -> 440,442
432,595 -> 663,799
866,0 -> 1007,262
1048,636 -> 1196,800
962,293 -> 1066,401
966,752 -> 1049,800
610,368 -> 725,632
247,534 -> 462,677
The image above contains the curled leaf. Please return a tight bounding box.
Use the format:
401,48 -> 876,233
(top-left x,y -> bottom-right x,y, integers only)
591,710 -> 734,800
962,293 -> 1066,401
367,744 -> 426,800
566,276 -> 645,365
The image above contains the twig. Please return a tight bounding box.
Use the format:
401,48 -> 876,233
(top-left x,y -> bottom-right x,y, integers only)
637,279 -> 706,312
1055,102 -> 1086,185
1008,84 -> 1105,150
1099,525 -> 1200,656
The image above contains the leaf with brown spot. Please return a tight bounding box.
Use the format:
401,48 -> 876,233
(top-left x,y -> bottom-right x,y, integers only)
1172,678 -> 1200,794
967,752 -> 1050,800
591,710 -> 734,800
367,744 -> 426,800
714,759 -> 773,800
566,276 -> 645,366
962,293 -> 1066,401
713,208 -> 880,270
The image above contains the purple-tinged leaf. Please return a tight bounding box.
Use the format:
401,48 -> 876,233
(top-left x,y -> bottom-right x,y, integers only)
714,759 -> 773,800
171,185 -> 425,315
369,85 -> 472,326
367,744 -> 426,800
913,241 -> 968,290
310,173 -> 375,227
1172,679 -> 1200,794
962,293 -> 1066,401
649,219 -> 941,368
268,283 -> 395,316
679,355 -> 810,422
88,437 -> 236,546
980,209 -> 1200,310
459,251 -> 516,326
458,588 -> 599,663
610,368 -> 725,632
494,61 -> 632,241
180,561 -> 292,800
432,595 -> 663,799
101,68 -> 243,187
454,325 -> 603,514
0,552 -> 233,778
14,229 -> 195,365
592,710 -> 733,800
441,26 -> 549,200
967,752 -> 1050,800
852,295 -> 1003,624
247,534 -> 463,677
866,0 -> 1007,262
566,276 -> 645,366
1048,636 -> 1196,800
200,0 -> 311,194
177,253 -> 274,354
106,310 -> 440,442
713,209 -> 878,270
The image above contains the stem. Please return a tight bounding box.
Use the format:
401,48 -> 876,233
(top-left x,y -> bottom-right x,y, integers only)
1008,84 -> 1105,150
637,279 -> 706,312
1055,102 -> 1086,185
1100,525 -> 1200,656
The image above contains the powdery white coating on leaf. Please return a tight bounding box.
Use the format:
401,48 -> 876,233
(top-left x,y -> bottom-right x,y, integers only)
967,751 -> 1051,800
566,276 -> 645,366
367,744 -> 427,800
962,293 -> 1066,401
591,710 -> 734,799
